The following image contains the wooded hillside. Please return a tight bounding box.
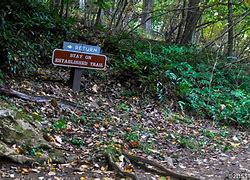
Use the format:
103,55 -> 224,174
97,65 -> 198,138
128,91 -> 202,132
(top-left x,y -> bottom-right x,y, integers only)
0,0 -> 249,179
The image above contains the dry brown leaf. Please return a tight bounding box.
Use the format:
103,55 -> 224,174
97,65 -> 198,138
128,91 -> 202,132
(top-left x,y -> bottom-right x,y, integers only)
124,165 -> 134,173
43,134 -> 56,143
129,140 -> 140,148
94,123 -> 100,128
18,168 -> 30,175
50,99 -> 58,107
15,147 -> 25,155
92,84 -> 98,93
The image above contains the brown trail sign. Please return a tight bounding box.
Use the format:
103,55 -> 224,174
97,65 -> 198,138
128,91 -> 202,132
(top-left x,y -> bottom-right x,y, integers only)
52,49 -> 107,70
52,47 -> 107,92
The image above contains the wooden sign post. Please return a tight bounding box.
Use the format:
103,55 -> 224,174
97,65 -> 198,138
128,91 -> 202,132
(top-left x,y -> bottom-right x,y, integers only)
61,42 -> 102,91
52,48 -> 107,91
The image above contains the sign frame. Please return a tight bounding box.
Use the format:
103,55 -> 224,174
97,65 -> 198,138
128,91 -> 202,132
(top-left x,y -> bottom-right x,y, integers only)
52,49 -> 107,70
63,41 -> 101,54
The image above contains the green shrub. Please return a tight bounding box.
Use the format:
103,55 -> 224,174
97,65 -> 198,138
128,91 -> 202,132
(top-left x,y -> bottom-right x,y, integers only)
0,0 -> 75,74
52,118 -> 67,131
0,70 -> 4,84
113,39 -> 250,128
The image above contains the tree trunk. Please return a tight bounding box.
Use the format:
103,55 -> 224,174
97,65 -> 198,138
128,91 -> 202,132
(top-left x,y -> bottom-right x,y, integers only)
176,0 -> 187,43
49,0 -> 61,14
115,0 -> 128,28
141,0 -> 153,34
65,0 -> 69,18
59,0 -> 64,17
227,0 -> 234,56
95,8 -> 104,27
79,0 -> 85,9
179,0 -> 201,45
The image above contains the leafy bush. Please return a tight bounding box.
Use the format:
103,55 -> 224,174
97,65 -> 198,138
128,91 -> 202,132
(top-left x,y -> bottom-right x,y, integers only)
0,70 -> 4,84
52,118 -> 67,131
0,0 -> 74,74
113,39 -> 250,128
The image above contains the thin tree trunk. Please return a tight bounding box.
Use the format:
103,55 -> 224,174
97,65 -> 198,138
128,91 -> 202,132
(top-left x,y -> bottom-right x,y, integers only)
176,0 -> 186,43
141,0 -> 153,34
227,0 -> 234,56
115,0 -> 128,28
205,11 -> 250,49
180,0 -> 201,45
65,0 -> 69,18
95,7 -> 101,27
59,0 -> 64,17
79,0 -> 85,9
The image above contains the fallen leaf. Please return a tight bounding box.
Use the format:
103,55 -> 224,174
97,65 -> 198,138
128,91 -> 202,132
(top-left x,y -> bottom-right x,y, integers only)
118,155 -> 124,162
129,140 -> 140,148
19,168 -> 30,175
125,127 -> 132,132
51,99 -> 58,107
43,134 -> 56,143
124,165 -> 134,173
101,166 -> 108,171
54,135 -> 63,144
94,123 -> 100,128
229,142 -> 240,148
36,151 -> 43,157
77,164 -> 89,172
92,84 -> 98,93
48,171 -> 56,176
15,147 -> 24,154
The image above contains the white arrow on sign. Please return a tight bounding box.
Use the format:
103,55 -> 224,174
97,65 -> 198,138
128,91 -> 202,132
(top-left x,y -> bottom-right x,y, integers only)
63,41 -> 101,54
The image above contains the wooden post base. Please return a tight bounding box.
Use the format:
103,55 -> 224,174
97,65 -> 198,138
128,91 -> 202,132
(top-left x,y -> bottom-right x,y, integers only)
69,68 -> 83,92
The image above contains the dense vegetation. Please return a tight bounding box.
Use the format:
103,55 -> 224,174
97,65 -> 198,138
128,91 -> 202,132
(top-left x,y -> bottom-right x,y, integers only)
0,0 -> 71,74
113,39 -> 250,128
0,0 -> 249,129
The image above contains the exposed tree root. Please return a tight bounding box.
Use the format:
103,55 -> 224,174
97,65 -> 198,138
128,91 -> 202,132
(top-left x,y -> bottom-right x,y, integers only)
1,86 -> 200,179
105,153 -> 139,180
123,151 -> 201,180
0,86 -> 83,109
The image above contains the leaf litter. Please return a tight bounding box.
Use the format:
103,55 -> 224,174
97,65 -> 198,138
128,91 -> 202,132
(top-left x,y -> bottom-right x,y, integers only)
0,66 -> 249,179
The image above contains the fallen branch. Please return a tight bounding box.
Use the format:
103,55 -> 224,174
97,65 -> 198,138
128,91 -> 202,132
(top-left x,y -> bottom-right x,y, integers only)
123,151 -> 200,180
105,153 -> 139,180
0,86 -> 83,109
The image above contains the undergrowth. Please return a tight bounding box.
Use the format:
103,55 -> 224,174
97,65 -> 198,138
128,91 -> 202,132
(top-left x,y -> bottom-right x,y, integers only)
112,38 -> 250,128
0,0 -> 75,74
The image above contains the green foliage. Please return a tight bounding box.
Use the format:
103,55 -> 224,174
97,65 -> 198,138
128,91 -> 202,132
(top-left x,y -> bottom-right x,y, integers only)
121,89 -> 137,97
140,142 -> 153,154
52,118 -> 67,131
0,70 -> 4,84
125,131 -> 139,141
177,136 -> 198,150
0,0 -> 75,74
21,144 -> 44,157
71,137 -> 85,147
203,130 -> 217,139
79,115 -> 87,124
114,39 -> 250,128
117,102 -> 130,112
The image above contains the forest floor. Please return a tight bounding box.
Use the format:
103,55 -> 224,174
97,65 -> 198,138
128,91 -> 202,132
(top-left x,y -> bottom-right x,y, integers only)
0,66 -> 250,180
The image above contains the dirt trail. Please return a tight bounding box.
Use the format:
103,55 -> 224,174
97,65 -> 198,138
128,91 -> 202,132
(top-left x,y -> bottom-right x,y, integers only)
0,67 -> 249,179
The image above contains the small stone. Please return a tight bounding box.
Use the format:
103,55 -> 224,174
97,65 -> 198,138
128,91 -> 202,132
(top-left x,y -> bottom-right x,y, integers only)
219,157 -> 227,161
165,157 -> 174,167
179,163 -> 186,169
242,140 -> 248,144
232,136 -> 239,142
48,171 -> 56,176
